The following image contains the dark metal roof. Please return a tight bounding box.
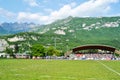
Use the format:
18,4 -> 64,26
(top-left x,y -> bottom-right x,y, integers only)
72,45 -> 116,52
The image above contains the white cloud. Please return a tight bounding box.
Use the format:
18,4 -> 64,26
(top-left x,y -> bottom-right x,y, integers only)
71,0 -> 119,17
0,8 -> 15,19
50,5 -> 72,19
24,0 -> 39,7
17,0 -> 119,24
70,2 -> 77,7
44,8 -> 53,13
17,12 -> 50,24
17,5 -> 72,24
17,12 -> 40,22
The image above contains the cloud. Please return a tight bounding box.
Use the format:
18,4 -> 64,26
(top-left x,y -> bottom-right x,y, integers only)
70,2 -> 77,7
71,0 -> 119,17
44,8 -> 53,13
17,12 -> 40,22
50,5 -> 72,20
0,8 -> 15,19
17,12 -> 49,24
24,0 -> 39,7
17,0 -> 119,24
17,5 -> 72,24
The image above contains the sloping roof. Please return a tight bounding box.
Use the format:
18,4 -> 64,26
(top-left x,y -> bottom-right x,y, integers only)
72,45 -> 116,52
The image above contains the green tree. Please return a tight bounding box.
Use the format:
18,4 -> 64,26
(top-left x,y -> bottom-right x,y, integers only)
31,44 -> 45,57
14,43 -> 19,53
5,47 -> 14,57
54,49 -> 61,56
46,46 -> 54,56
46,46 -> 61,56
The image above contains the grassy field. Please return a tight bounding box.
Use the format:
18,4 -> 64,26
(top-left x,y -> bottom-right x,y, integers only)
0,59 -> 120,80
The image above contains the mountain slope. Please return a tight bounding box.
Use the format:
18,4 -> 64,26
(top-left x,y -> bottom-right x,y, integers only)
0,16 -> 120,52
34,16 -> 120,49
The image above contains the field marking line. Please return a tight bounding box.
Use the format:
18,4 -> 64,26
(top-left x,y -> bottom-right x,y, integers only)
96,61 -> 120,76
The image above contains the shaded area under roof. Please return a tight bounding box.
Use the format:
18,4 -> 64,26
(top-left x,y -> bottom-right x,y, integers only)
72,45 -> 116,53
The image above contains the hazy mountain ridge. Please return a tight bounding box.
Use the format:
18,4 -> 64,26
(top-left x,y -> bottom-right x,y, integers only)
0,22 -> 37,35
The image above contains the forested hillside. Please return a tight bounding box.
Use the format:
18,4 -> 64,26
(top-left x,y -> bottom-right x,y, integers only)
34,16 -> 120,50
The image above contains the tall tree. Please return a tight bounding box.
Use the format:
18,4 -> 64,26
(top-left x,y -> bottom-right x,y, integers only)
5,47 -> 14,57
31,44 -> 45,57
14,43 -> 19,53
46,46 -> 61,56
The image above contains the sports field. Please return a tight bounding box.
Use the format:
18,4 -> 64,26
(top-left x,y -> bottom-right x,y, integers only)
0,59 -> 120,80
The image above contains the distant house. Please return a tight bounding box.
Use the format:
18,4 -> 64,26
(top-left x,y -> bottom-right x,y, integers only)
0,53 -> 10,58
14,53 -> 30,59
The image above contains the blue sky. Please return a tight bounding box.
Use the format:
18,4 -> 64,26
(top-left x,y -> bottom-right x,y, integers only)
0,0 -> 120,24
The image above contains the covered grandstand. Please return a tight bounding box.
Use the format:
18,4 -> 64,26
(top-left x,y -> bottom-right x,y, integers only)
70,45 -> 120,60
73,45 -> 116,53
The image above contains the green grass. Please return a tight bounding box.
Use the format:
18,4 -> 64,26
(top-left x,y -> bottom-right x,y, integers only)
0,59 -> 120,80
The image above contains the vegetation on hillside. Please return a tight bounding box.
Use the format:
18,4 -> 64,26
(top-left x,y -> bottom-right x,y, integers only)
0,16 -> 120,56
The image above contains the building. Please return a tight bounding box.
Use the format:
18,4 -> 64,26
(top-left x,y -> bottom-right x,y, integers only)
70,45 -> 119,60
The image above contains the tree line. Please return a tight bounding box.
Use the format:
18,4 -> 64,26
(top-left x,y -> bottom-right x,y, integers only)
5,44 -> 62,58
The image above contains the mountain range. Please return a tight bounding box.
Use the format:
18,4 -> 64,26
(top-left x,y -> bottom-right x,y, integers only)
0,22 -> 36,35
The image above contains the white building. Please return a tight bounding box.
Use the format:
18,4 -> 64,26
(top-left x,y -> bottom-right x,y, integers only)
0,53 -> 10,58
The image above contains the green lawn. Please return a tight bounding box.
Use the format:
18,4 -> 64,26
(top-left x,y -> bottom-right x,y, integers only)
0,59 -> 120,80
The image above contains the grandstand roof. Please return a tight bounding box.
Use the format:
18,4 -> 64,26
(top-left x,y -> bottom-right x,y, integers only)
72,45 -> 116,53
